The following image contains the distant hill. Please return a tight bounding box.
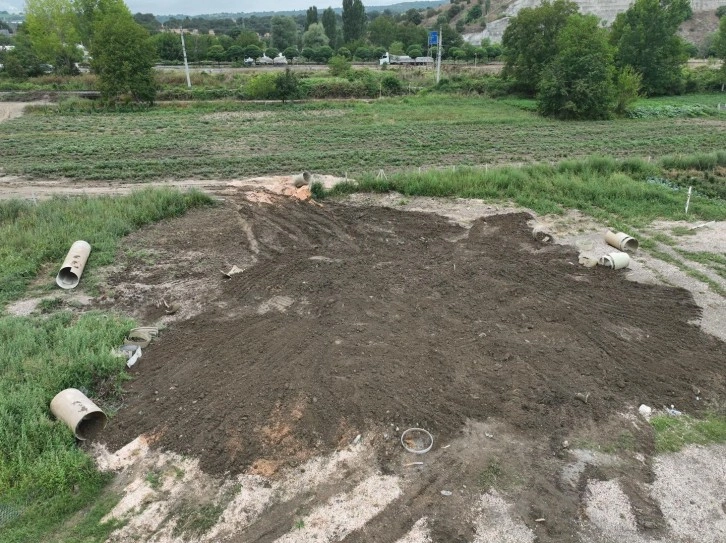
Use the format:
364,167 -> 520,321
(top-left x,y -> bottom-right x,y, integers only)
459,0 -> 726,45
155,1 -> 446,22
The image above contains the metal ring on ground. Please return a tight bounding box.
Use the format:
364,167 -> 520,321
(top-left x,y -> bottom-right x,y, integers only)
400,428 -> 434,454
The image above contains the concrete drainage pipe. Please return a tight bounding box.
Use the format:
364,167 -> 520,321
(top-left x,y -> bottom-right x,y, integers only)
604,231 -> 638,252
50,388 -> 107,440
56,240 -> 91,289
599,252 -> 630,270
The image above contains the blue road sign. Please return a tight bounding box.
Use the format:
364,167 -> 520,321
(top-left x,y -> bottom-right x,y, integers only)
428,31 -> 438,46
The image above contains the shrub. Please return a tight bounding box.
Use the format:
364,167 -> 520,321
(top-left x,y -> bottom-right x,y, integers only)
381,74 -> 403,95
615,66 -> 642,115
537,14 -> 616,120
275,68 -> 300,103
244,73 -> 277,99
328,55 -> 352,77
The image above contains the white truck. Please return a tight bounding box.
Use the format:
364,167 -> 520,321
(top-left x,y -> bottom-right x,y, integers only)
379,52 -> 415,66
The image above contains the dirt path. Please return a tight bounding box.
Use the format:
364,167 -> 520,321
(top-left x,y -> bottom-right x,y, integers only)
0,175 -> 345,201
0,102 -> 28,123
0,177 -> 232,200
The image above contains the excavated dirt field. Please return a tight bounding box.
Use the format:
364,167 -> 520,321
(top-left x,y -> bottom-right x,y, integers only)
92,190 -> 726,541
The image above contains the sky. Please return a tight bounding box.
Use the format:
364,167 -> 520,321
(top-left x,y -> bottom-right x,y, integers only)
1,0 -> 415,16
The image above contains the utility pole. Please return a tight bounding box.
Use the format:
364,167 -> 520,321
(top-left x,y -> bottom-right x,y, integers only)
180,27 -> 192,88
435,26 -> 442,84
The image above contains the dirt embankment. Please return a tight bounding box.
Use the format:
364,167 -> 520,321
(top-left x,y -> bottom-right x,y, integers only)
101,195 -> 726,479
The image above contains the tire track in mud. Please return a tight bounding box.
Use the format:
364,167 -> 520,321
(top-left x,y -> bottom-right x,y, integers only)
104,200 -> 726,476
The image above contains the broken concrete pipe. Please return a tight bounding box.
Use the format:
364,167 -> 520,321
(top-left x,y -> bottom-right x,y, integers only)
604,231 -> 638,252
56,240 -> 91,289
599,252 -> 630,270
532,224 -> 554,243
293,171 -> 311,188
50,388 -> 107,440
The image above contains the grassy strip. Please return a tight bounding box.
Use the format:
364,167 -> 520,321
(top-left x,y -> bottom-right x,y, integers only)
675,250 -> 726,281
0,189 -> 213,542
2,96 -> 726,181
635,238 -> 726,297
0,188 -> 213,308
0,313 -> 131,543
651,414 -> 726,453
320,155 -> 726,225
660,150 -> 726,172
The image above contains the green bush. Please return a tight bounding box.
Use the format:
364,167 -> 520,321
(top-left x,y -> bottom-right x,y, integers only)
299,77 -> 369,98
328,55 -> 352,77
381,74 -> 403,96
537,14 -> 616,120
434,74 -> 512,97
244,73 -> 277,99
684,67 -> 725,93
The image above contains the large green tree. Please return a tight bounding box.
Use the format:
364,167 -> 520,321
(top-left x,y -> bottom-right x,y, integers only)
151,32 -> 182,61
610,0 -> 692,95
236,29 -> 261,47
24,0 -> 82,72
306,6 -> 318,29
302,22 -> 329,48
133,12 -> 160,34
537,14 -> 616,119
501,0 -> 579,95
342,0 -> 366,43
90,2 -> 155,103
367,14 -> 396,48
270,15 -> 297,50
321,7 -> 336,43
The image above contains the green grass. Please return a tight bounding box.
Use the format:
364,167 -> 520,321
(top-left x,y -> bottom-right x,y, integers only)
0,189 -> 213,542
633,93 -> 726,108
670,225 -> 698,236
0,312 -> 133,543
636,240 -> 726,297
675,250 -> 726,281
145,470 -> 162,490
321,156 -> 726,225
651,414 -> 726,453
1,95 -> 725,181
478,460 -> 503,490
0,188 -> 213,308
660,150 -> 726,172
171,503 -> 223,537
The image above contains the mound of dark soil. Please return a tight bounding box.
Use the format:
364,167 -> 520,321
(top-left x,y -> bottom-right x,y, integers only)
102,195 -> 726,476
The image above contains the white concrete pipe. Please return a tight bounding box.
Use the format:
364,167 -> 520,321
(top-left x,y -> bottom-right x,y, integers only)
56,240 -> 91,289
604,231 -> 638,252
293,171 -> 311,188
599,252 -> 630,269
532,224 -> 554,243
50,388 -> 107,440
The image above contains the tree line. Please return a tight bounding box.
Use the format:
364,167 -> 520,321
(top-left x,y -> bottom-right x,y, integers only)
502,0 -> 726,119
1,0 -> 500,76
1,0 -> 725,112
2,0 -> 155,102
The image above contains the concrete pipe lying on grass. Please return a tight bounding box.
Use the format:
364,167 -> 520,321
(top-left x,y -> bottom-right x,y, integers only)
532,224 -> 554,243
56,240 -> 91,289
50,388 -> 107,440
604,231 -> 638,252
293,171 -> 311,188
599,252 -> 630,270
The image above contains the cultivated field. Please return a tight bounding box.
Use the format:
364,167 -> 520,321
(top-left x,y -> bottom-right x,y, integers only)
0,95 -> 725,181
